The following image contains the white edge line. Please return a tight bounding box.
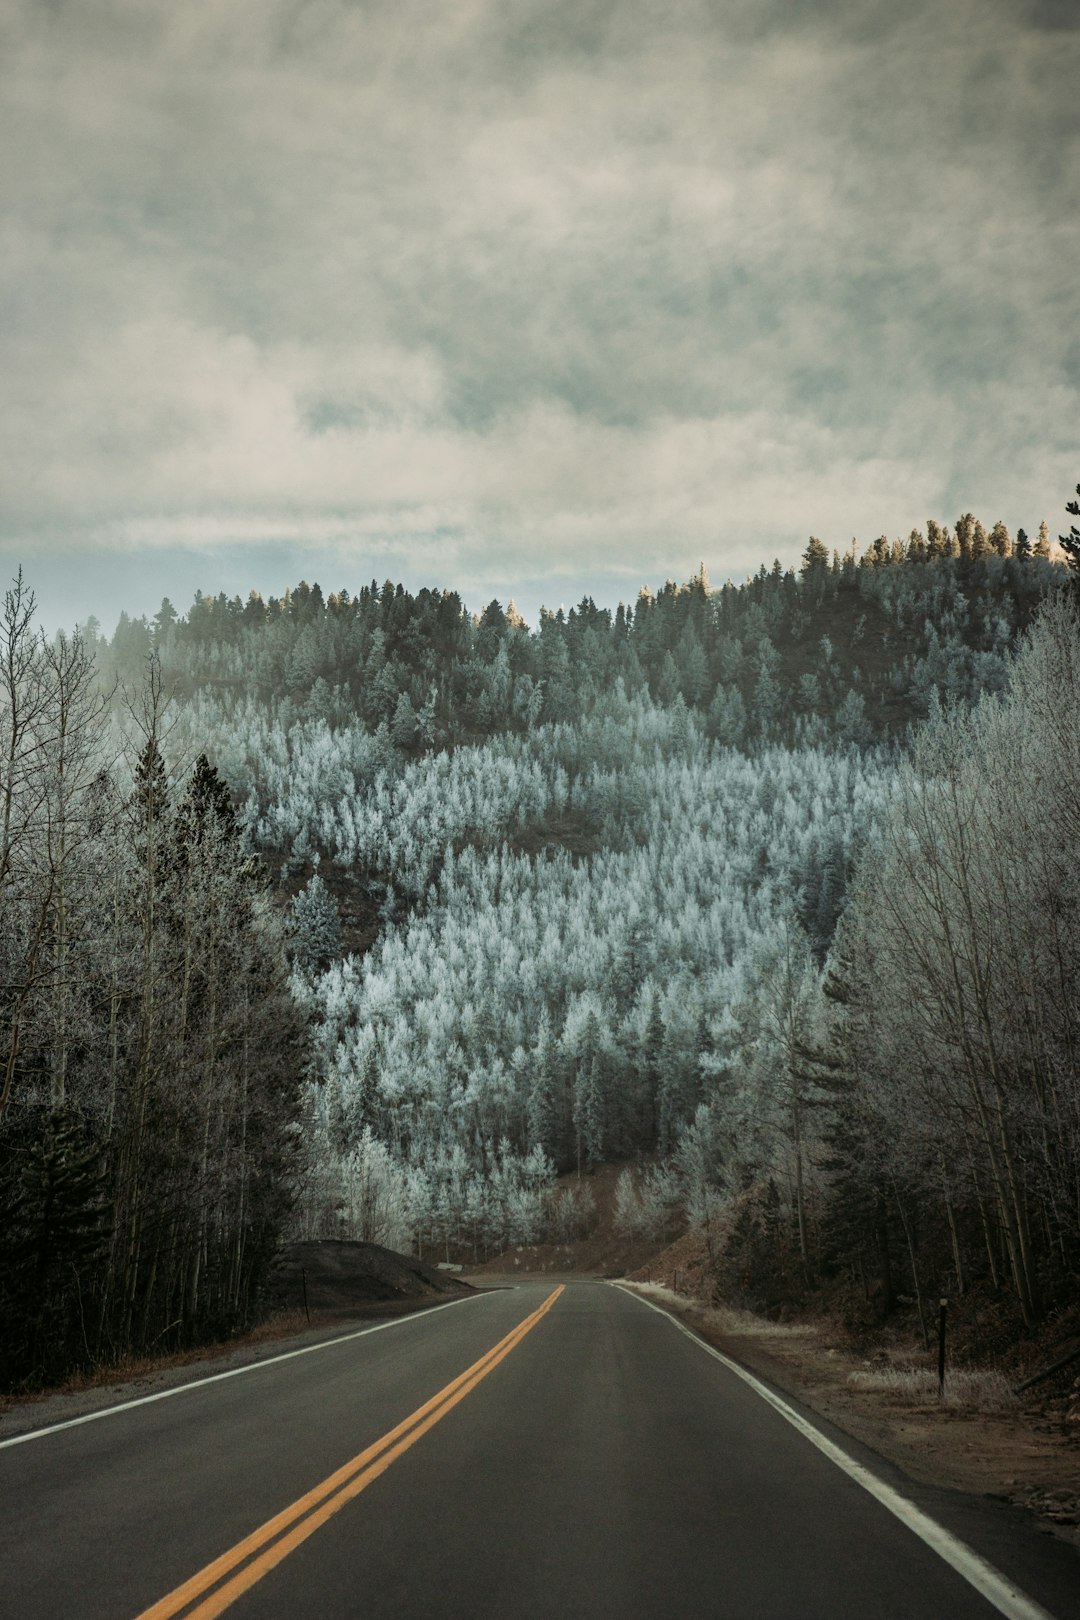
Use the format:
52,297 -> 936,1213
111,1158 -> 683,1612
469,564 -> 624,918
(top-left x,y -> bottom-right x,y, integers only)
612,1284 -> 1058,1620
0,1292 -> 484,1452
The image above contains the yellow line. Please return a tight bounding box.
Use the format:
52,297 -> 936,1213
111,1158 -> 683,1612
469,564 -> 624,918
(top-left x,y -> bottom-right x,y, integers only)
136,1285 -> 563,1620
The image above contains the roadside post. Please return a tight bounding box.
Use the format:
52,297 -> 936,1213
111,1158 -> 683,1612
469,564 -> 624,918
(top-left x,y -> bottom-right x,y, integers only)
937,1297 -> 947,1397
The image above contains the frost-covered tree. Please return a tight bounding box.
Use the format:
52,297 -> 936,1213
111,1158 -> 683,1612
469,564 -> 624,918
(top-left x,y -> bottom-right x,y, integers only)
822,595 -> 1080,1326
291,874 -> 343,973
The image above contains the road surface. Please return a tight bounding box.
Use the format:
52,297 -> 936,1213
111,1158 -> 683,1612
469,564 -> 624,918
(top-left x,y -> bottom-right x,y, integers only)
1,1281 -> 1076,1619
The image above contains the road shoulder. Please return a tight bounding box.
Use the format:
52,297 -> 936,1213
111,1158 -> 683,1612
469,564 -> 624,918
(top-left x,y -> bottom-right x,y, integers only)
617,1281 -> 1080,1552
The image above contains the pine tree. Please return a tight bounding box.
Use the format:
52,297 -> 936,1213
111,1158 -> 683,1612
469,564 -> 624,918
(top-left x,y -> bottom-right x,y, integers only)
355,1043 -> 380,1135
1059,483 -> 1080,574
571,1011 -> 604,1173
3,1108 -> 112,1382
955,513 -> 976,560
989,520 -> 1012,559
800,536 -> 830,577
132,737 -> 170,864
573,1058 -> 603,1174
291,875 -> 343,973
175,754 -> 237,851
392,691 -> 418,751
643,991 -> 665,1144
527,1016 -> 563,1162
153,598 -> 178,641
657,651 -> 681,706
674,624 -> 708,706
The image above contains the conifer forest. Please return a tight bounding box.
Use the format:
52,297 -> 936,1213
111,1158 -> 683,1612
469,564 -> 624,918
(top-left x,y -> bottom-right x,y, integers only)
3,506 -> 1079,1386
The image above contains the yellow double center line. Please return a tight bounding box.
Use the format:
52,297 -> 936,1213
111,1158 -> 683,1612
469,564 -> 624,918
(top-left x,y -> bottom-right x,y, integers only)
138,1285 -> 564,1620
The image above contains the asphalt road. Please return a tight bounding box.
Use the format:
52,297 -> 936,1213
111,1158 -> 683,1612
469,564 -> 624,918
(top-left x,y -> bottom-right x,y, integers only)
1,1281 -> 1077,1620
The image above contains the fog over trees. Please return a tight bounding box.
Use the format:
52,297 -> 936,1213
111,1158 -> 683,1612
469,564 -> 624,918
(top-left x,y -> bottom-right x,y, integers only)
2,511 -> 1077,1382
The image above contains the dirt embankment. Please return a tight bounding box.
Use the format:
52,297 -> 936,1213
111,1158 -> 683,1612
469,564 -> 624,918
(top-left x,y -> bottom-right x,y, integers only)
265,1239 -> 473,1317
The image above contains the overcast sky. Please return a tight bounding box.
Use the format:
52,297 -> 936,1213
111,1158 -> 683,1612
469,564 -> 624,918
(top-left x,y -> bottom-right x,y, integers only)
2,0 -> 1078,632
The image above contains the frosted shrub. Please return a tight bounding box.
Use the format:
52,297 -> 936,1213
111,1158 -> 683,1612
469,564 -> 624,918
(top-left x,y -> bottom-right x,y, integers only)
846,1366 -> 1018,1411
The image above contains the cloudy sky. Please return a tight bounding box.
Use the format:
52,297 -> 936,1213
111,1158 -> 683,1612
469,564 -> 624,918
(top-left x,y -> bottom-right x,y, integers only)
2,0 -> 1078,631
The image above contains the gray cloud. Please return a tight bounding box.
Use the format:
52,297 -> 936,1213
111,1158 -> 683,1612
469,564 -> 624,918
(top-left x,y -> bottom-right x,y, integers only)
2,0 -> 1077,622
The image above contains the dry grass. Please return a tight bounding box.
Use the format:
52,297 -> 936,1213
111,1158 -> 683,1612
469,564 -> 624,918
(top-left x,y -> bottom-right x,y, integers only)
620,1281 -> 805,1338
235,1309 -> 320,1345
700,1304 -> 807,1340
620,1280 -> 704,1309
847,1365 -> 1019,1411
624,1280 -> 1017,1411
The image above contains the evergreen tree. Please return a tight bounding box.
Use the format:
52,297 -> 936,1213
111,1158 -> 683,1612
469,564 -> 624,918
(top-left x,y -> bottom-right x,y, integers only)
175,754 -> 237,851
800,536 -> 830,576
132,737 -> 170,861
571,1011 -> 604,1173
643,991 -> 665,1144
291,874 -> 343,973
989,520 -> 1012,559
656,651 -> 681,706
1,1109 -> 112,1384
1059,482 -> 1080,574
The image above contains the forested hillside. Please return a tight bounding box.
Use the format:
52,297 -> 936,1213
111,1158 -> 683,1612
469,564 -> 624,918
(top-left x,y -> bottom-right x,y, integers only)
2,509 -> 1076,1388
101,517 -> 1059,753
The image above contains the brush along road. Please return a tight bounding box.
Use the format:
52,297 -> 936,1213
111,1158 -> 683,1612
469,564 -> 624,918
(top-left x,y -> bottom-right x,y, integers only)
1,1281 -> 1076,1619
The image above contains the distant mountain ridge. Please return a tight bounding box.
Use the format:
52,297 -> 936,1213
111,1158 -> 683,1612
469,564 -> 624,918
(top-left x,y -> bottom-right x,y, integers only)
95,524 -> 1064,752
